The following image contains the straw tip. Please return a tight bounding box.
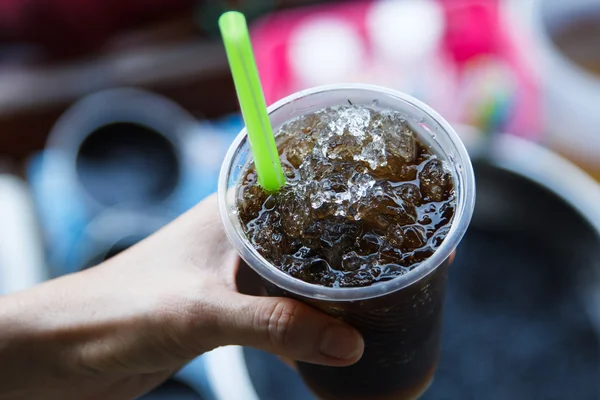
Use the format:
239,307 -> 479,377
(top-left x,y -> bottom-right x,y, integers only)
219,11 -> 247,33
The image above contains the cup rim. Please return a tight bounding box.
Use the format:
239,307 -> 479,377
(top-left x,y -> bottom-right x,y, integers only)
219,83 -> 475,301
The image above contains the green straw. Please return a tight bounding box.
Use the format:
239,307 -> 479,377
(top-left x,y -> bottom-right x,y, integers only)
219,11 -> 286,192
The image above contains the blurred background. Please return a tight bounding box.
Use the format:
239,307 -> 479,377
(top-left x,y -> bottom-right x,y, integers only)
0,0 -> 599,399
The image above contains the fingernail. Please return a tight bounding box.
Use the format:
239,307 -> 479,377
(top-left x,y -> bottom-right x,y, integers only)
319,324 -> 363,360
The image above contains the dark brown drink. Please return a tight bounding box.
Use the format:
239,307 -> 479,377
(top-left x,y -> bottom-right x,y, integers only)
267,263 -> 448,400
236,105 -> 456,399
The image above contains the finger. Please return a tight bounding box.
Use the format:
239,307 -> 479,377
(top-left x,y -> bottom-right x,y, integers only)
449,250 -> 456,264
209,291 -> 364,367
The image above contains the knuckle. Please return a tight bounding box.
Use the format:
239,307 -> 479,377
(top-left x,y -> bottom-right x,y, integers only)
258,299 -> 300,349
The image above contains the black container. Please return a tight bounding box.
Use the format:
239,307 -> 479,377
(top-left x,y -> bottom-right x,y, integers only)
47,88 -> 194,212
205,134 -> 600,400
42,88 -> 197,273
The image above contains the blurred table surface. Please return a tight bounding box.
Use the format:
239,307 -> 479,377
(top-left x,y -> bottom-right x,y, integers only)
0,14 -> 235,162
0,0 -> 324,163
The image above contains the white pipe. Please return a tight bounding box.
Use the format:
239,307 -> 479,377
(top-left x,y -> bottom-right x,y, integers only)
0,175 -> 48,294
203,346 -> 261,400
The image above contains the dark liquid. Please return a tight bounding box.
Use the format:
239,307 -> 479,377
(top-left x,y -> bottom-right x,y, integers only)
238,106 -> 455,287
237,106 -> 456,399
267,262 -> 448,400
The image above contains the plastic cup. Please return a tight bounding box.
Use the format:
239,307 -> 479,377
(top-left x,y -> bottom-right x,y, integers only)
218,84 -> 475,400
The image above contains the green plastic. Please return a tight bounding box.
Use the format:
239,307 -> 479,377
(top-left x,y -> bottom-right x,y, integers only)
219,11 -> 286,192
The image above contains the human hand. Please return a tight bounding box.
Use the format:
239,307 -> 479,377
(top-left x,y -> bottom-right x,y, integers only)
0,194 -> 364,400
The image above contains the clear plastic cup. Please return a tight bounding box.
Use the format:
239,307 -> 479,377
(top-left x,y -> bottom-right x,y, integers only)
218,84 -> 475,400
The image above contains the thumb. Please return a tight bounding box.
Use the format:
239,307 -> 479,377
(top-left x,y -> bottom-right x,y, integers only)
212,292 -> 364,367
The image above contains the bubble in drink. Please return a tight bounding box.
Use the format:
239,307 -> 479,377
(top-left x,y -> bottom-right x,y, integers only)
237,105 -> 456,288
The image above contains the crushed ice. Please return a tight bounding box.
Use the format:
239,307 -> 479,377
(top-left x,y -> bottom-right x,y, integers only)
278,105 -> 417,215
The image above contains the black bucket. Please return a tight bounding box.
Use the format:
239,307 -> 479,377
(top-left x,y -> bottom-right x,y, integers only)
203,133 -> 600,400
422,135 -> 600,399
47,88 -> 195,211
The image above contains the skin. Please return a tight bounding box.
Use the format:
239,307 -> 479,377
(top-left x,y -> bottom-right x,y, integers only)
0,194 -> 364,400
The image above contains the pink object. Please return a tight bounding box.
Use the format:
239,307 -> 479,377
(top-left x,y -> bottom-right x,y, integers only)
250,0 -> 541,140
252,1 -> 375,106
440,0 -> 540,139
441,0 -> 501,63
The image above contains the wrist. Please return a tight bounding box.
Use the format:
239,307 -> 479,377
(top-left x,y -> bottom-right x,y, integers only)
0,291 -> 78,399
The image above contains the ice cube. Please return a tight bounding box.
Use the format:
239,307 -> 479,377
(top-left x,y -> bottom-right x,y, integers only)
375,247 -> 403,267
348,171 -> 376,200
398,164 -> 418,181
281,255 -> 307,274
326,106 -> 371,138
358,233 -> 383,255
279,113 -> 324,138
385,127 -> 417,163
281,161 -> 300,181
362,182 -> 418,226
373,111 -> 417,162
355,182 -> 390,223
392,183 -> 422,205
320,220 -> 360,248
387,224 -> 405,248
237,184 -> 267,221
278,125 -> 318,169
285,141 -> 315,168
320,220 -> 361,268
403,225 -> 428,248
310,191 -> 326,209
419,158 -> 451,202
293,246 -> 313,259
341,251 -> 364,271
322,133 -> 363,161
355,131 -> 388,169
282,256 -> 332,285
278,186 -> 310,238
250,218 -> 284,262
